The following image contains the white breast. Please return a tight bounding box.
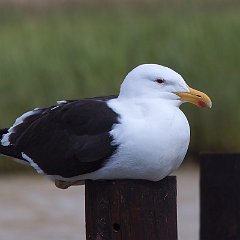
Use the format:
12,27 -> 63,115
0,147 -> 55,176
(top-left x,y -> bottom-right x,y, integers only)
85,97 -> 190,181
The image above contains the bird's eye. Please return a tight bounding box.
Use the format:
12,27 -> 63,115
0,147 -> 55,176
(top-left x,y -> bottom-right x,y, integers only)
155,79 -> 165,84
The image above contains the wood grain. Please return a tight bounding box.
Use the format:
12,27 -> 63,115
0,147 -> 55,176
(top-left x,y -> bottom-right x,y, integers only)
85,177 -> 177,240
200,153 -> 240,240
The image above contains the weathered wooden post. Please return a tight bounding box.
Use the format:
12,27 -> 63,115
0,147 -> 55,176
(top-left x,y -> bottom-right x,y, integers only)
200,153 -> 240,240
85,176 -> 177,240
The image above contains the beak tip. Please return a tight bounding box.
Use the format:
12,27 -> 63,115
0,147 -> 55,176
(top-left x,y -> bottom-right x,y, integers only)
208,100 -> 213,109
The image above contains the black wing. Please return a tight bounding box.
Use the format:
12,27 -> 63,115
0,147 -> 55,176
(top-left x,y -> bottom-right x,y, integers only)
0,97 -> 119,178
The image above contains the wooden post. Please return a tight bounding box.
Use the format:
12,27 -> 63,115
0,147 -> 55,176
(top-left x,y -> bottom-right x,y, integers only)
200,153 -> 240,240
85,177 -> 177,240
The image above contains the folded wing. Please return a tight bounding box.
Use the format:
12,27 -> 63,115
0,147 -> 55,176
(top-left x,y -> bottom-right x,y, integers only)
0,97 -> 119,178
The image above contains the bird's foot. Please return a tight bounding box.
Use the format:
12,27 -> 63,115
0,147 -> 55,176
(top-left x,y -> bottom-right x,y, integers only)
55,179 -> 85,189
55,180 -> 72,189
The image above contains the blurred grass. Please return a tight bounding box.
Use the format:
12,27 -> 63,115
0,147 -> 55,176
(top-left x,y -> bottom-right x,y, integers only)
0,2 -> 240,172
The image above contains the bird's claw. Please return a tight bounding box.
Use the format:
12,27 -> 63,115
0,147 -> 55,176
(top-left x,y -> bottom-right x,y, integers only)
55,180 -> 72,189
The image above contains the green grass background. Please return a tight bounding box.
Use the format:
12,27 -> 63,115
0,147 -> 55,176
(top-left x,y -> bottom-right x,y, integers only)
0,1 -> 239,172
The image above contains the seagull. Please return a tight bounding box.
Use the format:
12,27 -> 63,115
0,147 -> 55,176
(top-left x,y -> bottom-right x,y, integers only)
0,64 -> 212,189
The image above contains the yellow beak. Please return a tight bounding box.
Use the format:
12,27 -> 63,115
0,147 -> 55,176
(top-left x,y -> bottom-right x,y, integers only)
175,87 -> 212,108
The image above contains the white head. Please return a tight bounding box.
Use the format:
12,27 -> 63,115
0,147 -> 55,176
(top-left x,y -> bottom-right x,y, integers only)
119,64 -> 212,108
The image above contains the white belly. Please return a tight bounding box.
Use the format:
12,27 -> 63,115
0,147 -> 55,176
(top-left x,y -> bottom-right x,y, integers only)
84,98 -> 190,181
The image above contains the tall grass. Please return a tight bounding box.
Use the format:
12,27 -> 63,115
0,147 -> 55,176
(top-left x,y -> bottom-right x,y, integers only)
0,4 -> 239,171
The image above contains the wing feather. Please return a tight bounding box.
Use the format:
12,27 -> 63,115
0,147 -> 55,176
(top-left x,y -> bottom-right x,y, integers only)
1,97 -> 118,178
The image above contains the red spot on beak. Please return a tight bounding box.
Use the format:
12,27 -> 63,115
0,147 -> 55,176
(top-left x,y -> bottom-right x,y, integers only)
198,101 -> 208,108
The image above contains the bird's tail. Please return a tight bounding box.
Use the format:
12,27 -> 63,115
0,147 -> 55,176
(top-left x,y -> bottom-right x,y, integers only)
0,128 -> 8,149
0,128 -> 23,160
0,128 -> 8,137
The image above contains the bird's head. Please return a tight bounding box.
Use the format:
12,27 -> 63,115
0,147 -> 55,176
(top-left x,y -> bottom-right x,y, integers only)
119,64 -> 212,108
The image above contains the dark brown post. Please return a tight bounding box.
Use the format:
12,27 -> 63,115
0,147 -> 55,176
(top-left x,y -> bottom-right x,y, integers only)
200,153 -> 240,240
85,177 -> 177,240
